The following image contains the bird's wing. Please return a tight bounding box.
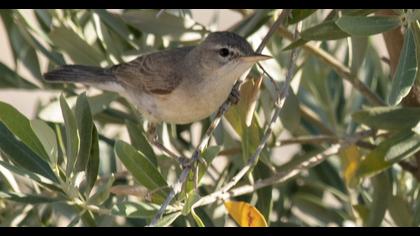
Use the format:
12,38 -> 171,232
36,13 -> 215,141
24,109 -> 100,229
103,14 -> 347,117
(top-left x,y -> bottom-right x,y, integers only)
111,48 -> 191,95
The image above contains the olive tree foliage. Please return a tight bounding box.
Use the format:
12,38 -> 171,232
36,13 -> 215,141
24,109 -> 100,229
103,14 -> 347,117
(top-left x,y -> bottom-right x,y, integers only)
0,9 -> 420,227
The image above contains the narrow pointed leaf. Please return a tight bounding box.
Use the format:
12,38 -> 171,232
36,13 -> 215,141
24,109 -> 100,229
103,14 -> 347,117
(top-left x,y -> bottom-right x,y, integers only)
125,120 -> 157,166
0,63 -> 38,89
30,119 -> 58,165
14,12 -> 65,66
279,88 -> 301,132
60,94 -> 79,176
352,106 -> 420,130
0,160 -> 58,188
74,93 -> 93,173
254,161 -> 273,223
282,38 -> 308,51
92,12 -> 124,63
34,9 -> 52,32
49,26 -> 104,66
365,172 -> 391,226
0,123 -> 57,183
231,9 -> 273,38
0,101 -> 48,160
288,9 -> 317,24
300,21 -> 349,41
191,208 -> 205,227
388,28 -> 418,105
388,195 -> 413,226
0,11 -> 42,79
341,9 -> 378,16
86,126 -> 99,194
122,9 -> 194,37
412,22 -> 420,86
357,130 -> 420,178
114,140 -> 168,201
350,36 -> 368,75
154,212 -> 182,227
336,16 -> 400,37
92,9 -> 136,48
0,191 -> 62,204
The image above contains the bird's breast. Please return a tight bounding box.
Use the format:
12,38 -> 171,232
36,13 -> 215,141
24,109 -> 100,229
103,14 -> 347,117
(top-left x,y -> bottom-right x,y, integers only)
148,73 -> 237,124
123,67 -> 245,124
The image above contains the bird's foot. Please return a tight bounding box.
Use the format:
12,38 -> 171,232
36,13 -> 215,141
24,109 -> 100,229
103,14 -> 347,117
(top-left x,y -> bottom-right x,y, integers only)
228,87 -> 241,105
178,156 -> 192,169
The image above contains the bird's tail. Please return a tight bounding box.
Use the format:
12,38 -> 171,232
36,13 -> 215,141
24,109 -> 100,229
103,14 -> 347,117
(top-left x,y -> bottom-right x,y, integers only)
44,65 -> 116,84
44,65 -> 122,92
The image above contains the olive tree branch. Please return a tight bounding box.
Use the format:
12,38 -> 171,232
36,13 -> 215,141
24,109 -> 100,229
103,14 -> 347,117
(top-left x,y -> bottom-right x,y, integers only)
275,134 -> 340,146
193,129 -> 374,207
194,145 -> 341,207
147,9 -> 291,227
274,130 -> 385,148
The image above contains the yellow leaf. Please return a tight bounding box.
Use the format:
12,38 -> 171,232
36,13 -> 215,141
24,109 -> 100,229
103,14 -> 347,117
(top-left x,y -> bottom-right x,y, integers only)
340,144 -> 362,187
224,200 -> 268,227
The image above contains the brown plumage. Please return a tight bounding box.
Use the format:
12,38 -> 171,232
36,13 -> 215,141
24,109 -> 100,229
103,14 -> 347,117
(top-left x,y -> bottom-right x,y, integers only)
110,46 -> 194,95
44,31 -> 271,124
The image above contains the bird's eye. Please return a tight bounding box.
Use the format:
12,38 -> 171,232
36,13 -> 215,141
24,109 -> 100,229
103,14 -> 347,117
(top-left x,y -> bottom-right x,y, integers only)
219,48 -> 230,57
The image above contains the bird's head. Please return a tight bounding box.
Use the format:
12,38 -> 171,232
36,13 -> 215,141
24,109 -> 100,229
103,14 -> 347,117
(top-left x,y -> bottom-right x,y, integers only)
194,31 -> 272,79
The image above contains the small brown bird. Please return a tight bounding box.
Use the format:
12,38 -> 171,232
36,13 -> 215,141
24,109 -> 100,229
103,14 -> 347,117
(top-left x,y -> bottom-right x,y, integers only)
44,31 -> 271,158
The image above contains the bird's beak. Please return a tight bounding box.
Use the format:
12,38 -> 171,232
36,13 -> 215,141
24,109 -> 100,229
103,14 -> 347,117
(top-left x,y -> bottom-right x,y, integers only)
240,54 -> 272,63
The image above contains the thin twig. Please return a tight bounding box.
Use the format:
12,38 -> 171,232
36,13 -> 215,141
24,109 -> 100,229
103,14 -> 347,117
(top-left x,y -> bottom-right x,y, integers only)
275,135 -> 339,146
274,130 -> 377,147
147,9 -> 291,227
257,62 -> 282,94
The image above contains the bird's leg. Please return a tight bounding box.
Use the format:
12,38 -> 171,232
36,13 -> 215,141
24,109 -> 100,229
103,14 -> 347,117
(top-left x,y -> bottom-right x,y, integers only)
228,86 -> 241,105
146,123 -> 189,167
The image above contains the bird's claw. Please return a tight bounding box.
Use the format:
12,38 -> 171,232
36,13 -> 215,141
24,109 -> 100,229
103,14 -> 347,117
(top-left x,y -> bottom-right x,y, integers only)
179,156 -> 191,169
228,87 -> 240,105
